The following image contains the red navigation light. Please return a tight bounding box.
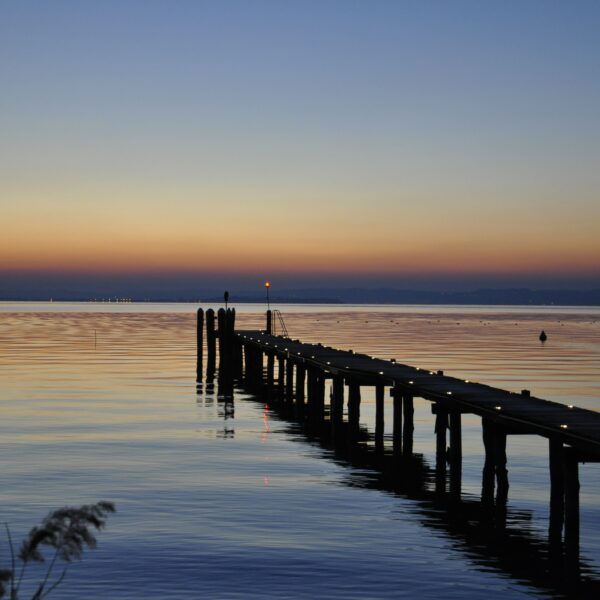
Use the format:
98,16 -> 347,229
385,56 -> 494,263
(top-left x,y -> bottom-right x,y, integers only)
265,281 -> 271,288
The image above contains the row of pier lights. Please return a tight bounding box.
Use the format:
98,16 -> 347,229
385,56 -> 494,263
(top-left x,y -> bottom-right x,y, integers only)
196,307 -> 591,579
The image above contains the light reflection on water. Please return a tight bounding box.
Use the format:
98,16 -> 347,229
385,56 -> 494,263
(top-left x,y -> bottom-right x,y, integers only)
0,303 -> 599,598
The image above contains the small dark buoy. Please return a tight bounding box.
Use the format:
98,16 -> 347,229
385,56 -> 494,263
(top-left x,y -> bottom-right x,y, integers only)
539,330 -> 547,342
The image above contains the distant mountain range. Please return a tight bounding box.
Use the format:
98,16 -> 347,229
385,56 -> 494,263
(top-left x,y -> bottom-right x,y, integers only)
4,287 -> 600,306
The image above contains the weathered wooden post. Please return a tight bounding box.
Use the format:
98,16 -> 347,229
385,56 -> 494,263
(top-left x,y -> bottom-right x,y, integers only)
564,447 -> 580,572
331,375 -> 344,443
196,308 -> 204,382
266,352 -> 275,388
277,354 -> 285,401
375,384 -> 385,454
481,418 -> 496,505
433,405 -> 448,493
493,427 -> 509,503
266,310 -> 272,334
548,439 -> 565,545
217,308 -> 226,371
315,372 -> 325,425
285,359 -> 294,403
347,381 -> 361,444
403,395 -> 414,457
392,387 -> 402,460
295,363 -> 306,415
306,367 -> 317,425
206,308 -> 216,375
449,410 -> 462,498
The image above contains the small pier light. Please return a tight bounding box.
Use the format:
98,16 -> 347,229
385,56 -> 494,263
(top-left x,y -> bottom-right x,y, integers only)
408,381 -> 414,384
447,391 -> 452,395
560,424 -> 568,429
495,405 -> 502,411
327,361 -> 331,365
465,379 -> 470,383
568,404 -> 574,409
379,371 -> 384,375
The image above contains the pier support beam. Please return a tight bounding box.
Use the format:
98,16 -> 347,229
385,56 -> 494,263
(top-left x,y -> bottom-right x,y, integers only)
449,411 -> 462,498
564,448 -> 580,570
403,395 -> 414,457
285,360 -> 294,403
549,439 -> 565,545
392,388 -> 402,460
481,419 -> 509,506
375,384 -> 384,454
277,355 -> 285,401
347,381 -> 361,444
295,364 -> 306,415
331,375 -> 344,444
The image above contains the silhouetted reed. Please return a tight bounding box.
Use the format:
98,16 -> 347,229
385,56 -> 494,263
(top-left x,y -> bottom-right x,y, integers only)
1,501 -> 115,599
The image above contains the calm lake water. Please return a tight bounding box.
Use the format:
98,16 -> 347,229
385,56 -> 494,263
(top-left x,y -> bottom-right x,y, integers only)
1,302 -> 599,598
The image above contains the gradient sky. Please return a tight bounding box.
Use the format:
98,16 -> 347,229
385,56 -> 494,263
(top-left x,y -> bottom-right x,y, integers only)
2,1 -> 599,294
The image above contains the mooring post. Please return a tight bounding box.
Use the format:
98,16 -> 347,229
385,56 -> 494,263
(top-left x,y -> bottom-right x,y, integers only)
375,384 -> 385,454
206,308 -> 216,374
549,439 -> 565,545
331,375 -> 344,443
434,406 -> 448,474
403,395 -> 414,457
347,381 -> 361,444
449,410 -> 462,498
217,308 -> 226,372
285,359 -> 294,403
392,387 -> 402,460
564,447 -> 580,571
196,308 -> 204,382
266,310 -> 272,335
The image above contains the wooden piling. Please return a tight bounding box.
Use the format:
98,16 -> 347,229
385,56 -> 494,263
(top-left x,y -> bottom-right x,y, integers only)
493,427 -> 509,502
266,353 -> 275,388
449,411 -> 462,498
375,384 -> 384,454
331,375 -> 344,442
564,448 -> 580,568
481,418 -> 496,505
295,364 -> 306,413
403,395 -> 414,456
206,308 -> 216,374
196,308 -> 204,382
392,388 -> 402,460
285,359 -> 294,402
347,381 -> 361,443
549,439 -> 565,545
277,355 -> 285,401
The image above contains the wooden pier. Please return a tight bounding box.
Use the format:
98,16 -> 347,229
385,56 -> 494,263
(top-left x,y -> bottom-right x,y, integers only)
197,307 -> 600,580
